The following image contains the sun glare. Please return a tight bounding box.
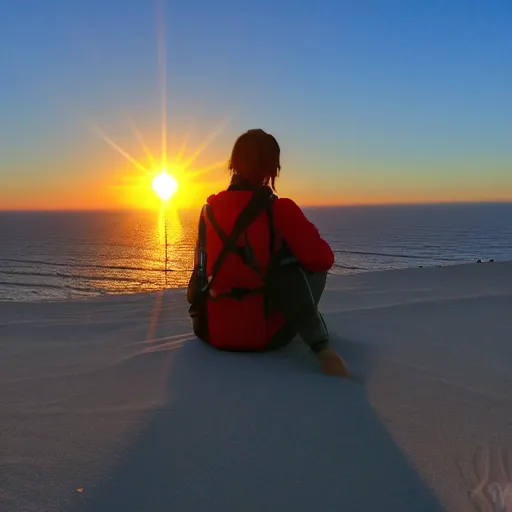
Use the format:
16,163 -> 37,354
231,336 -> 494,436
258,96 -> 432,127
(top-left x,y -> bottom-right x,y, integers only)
89,8 -> 230,210
152,171 -> 178,201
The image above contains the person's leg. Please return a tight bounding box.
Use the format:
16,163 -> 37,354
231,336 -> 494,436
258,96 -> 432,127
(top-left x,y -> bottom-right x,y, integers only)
266,266 -> 329,353
266,265 -> 350,377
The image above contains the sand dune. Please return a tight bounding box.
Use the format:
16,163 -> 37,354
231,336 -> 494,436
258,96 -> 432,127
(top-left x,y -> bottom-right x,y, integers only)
1,262 -> 511,511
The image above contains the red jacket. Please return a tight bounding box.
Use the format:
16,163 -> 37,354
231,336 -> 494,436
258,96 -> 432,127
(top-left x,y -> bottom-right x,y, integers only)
202,189 -> 334,350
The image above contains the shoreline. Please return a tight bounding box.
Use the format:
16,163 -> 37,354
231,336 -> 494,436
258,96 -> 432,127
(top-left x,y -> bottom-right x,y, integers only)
0,258 -> 507,304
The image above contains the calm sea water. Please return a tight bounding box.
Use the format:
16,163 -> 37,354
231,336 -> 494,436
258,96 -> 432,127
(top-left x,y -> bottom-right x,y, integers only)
1,203 -> 511,301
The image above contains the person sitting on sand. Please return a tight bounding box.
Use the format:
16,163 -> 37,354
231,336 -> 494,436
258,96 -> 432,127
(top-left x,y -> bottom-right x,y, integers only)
187,128 -> 349,377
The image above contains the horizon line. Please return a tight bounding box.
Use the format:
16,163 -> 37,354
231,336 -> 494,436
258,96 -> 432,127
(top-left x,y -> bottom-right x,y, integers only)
2,199 -> 512,213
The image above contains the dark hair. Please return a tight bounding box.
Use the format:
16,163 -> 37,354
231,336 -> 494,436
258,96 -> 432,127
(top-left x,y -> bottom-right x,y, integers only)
228,129 -> 281,191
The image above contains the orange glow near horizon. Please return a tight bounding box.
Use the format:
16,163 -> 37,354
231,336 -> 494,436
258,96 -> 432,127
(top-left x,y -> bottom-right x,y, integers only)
3,111 -> 510,210
2,159 -> 511,211
81,105 -> 230,211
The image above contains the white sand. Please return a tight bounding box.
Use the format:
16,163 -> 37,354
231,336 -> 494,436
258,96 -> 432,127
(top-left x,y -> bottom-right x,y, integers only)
1,262 -> 512,512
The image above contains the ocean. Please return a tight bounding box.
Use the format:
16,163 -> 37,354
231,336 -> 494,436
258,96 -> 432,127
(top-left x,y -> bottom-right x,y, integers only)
1,203 -> 511,301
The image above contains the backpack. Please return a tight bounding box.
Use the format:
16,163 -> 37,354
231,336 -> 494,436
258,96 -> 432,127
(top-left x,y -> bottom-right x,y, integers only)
187,187 -> 276,342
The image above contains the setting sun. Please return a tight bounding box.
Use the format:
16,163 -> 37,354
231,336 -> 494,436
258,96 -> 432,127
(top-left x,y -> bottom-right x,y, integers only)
152,171 -> 178,202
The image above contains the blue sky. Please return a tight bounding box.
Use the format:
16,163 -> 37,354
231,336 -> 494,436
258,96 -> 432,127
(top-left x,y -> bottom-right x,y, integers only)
1,0 -> 511,208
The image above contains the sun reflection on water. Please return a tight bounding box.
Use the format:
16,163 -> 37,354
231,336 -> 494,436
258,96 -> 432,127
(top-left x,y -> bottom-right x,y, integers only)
60,209 -> 197,298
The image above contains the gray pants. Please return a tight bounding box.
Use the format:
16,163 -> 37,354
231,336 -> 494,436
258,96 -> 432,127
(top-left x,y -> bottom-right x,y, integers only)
266,266 -> 329,352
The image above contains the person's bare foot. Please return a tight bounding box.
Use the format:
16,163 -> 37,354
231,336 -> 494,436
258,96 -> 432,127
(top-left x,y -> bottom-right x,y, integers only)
316,347 -> 350,377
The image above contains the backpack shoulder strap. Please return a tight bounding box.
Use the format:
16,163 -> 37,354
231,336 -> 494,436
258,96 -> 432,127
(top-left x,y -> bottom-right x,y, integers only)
266,196 -> 276,256
186,204 -> 208,304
